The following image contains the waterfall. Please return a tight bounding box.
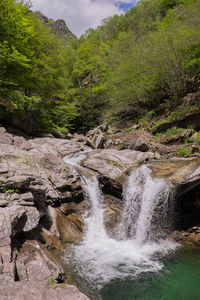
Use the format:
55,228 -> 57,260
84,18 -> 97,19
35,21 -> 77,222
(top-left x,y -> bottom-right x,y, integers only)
119,165 -> 174,244
63,154 -> 177,288
81,175 -> 108,241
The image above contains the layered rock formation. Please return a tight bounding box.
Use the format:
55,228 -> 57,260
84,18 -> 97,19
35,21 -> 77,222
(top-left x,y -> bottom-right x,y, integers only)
0,127 -> 89,299
0,124 -> 200,298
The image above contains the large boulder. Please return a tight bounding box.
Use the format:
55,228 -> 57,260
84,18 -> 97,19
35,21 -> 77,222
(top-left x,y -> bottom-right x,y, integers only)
82,149 -> 155,196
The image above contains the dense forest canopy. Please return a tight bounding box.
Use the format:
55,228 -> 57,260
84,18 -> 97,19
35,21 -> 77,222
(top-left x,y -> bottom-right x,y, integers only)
0,0 -> 200,135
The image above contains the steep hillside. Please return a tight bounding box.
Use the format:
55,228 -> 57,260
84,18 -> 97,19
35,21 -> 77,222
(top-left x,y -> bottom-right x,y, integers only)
35,11 -> 77,41
1,0 -> 200,139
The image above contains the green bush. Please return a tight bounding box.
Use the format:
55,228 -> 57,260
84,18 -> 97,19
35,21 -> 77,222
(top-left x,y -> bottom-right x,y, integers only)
193,132 -> 200,144
176,145 -> 191,157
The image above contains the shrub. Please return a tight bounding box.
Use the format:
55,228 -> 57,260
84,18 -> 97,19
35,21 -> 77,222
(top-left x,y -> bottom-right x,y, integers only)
193,132 -> 200,144
176,145 -> 191,157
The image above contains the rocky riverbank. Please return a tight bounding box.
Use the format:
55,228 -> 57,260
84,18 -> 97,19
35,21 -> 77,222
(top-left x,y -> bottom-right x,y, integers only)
0,124 -> 200,298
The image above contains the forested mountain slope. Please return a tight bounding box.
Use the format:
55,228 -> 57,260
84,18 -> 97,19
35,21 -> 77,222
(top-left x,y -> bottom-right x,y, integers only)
0,0 -> 200,139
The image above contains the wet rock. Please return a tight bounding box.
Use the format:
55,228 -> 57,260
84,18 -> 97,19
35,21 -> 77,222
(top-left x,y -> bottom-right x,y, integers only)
148,158 -> 200,194
56,211 -> 82,243
82,149 -> 155,195
103,194 -> 122,237
67,213 -> 84,232
170,229 -> 200,247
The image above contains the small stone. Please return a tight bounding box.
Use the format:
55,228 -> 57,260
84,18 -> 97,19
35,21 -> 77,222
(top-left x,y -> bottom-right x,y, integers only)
154,152 -> 161,160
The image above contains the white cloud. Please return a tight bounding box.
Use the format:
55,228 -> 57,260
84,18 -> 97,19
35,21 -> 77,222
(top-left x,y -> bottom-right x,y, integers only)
30,0 -> 139,37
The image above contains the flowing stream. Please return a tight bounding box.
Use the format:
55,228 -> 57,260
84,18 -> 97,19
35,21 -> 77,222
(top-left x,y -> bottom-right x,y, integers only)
63,153 -> 179,298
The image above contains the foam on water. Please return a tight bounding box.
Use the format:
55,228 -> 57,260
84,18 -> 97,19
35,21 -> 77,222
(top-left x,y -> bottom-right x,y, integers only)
63,155 -> 177,288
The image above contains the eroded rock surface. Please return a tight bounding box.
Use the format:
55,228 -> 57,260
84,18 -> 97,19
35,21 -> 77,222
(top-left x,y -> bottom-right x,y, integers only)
0,282 -> 90,300
148,158 -> 200,193
0,127 -> 90,299
82,149 -> 156,196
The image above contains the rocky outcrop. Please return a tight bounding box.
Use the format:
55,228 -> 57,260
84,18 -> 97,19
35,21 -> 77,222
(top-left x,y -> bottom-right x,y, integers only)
158,129 -> 195,145
35,11 -> 76,40
85,125 -> 182,158
104,130 -> 178,156
0,127 -> 90,299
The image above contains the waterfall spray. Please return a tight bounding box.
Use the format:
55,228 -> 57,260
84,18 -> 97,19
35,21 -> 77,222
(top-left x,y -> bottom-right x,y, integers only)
63,153 -> 177,288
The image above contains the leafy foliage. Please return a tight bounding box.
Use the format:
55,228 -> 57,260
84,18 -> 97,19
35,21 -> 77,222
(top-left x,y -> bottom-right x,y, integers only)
67,0 -> 200,130
1,0 -> 200,134
0,0 -> 78,135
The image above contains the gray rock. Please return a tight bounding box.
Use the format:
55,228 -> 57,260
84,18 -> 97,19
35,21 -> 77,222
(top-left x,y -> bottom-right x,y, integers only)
0,200 -> 9,207
9,205 -> 40,234
19,192 -> 34,202
0,208 -> 11,244
134,136 -> 150,152
82,149 -> 155,186
95,133 -> 106,149
0,246 -> 14,284
97,123 -> 110,132
0,282 -> 90,300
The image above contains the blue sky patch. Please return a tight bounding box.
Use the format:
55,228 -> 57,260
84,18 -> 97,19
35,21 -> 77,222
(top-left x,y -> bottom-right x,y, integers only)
118,2 -> 136,11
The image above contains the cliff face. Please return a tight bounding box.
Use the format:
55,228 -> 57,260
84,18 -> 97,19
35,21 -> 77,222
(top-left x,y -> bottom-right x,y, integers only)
36,11 -> 77,40
0,127 -> 89,299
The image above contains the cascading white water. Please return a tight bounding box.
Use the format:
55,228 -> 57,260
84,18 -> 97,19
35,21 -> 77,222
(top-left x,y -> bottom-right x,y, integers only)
63,154 -> 177,288
119,165 -> 173,244
81,175 -> 108,241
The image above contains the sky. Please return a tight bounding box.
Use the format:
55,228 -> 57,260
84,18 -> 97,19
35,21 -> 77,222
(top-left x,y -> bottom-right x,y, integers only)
30,0 -> 139,37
